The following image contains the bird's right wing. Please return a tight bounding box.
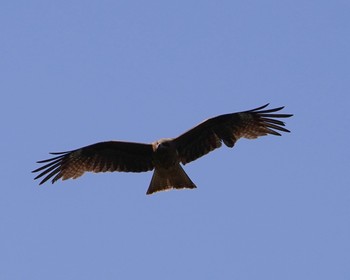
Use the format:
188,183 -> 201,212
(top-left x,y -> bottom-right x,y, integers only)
32,141 -> 155,185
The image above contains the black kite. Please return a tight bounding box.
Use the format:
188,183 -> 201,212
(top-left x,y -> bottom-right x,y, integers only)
33,104 -> 293,194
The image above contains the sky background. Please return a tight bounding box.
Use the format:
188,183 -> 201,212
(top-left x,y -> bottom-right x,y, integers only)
1,0 -> 350,279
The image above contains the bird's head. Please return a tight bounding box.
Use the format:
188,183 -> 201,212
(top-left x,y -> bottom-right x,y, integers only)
153,138 -> 174,151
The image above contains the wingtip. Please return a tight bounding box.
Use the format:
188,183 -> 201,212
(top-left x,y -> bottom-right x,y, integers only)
50,151 -> 65,155
251,103 -> 269,111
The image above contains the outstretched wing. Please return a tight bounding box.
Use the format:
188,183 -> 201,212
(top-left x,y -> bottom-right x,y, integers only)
174,104 -> 293,164
33,141 -> 154,185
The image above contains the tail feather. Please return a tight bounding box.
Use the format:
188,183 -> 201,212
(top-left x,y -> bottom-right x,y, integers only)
147,164 -> 196,195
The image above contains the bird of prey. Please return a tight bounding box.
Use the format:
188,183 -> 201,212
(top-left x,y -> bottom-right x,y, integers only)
33,104 -> 292,195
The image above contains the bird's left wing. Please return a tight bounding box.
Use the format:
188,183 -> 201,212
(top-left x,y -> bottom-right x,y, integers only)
174,104 -> 293,164
33,141 -> 154,185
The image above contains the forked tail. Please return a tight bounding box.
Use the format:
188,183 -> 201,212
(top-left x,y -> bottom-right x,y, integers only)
147,164 -> 197,195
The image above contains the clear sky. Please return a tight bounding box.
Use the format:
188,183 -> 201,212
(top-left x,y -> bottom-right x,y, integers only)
1,0 -> 349,279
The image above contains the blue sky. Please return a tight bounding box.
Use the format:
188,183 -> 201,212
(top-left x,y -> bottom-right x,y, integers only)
1,0 -> 349,279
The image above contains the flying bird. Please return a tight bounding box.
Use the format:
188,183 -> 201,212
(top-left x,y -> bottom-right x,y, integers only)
33,104 -> 293,195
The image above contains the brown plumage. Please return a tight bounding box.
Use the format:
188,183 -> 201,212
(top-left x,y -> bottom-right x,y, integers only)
33,104 -> 293,195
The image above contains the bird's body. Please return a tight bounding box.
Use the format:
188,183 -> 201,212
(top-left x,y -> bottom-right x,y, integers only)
152,138 -> 179,169
33,104 -> 293,194
149,138 -> 196,194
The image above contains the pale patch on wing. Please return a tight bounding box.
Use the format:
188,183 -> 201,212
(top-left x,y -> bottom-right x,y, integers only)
61,149 -> 86,179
